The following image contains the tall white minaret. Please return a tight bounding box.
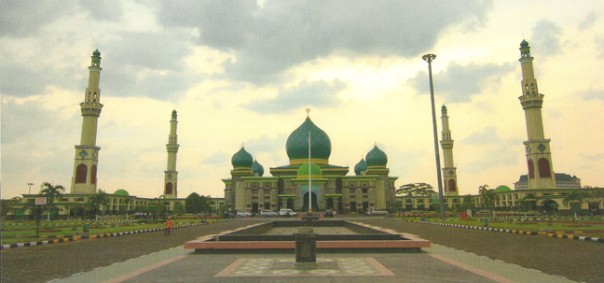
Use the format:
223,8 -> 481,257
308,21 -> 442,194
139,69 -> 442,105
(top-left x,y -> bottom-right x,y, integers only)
518,40 -> 556,189
440,105 -> 458,196
71,50 -> 104,194
163,110 -> 179,198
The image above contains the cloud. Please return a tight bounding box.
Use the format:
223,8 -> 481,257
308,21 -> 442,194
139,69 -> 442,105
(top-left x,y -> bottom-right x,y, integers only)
245,80 -> 344,114
78,0 -> 124,22
158,0 -> 492,84
411,62 -> 513,102
578,11 -> 598,30
580,89 -> 604,101
0,0 -> 74,37
462,126 -> 501,145
531,20 -> 562,56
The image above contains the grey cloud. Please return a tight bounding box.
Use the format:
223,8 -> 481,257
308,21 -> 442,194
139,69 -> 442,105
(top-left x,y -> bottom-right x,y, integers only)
580,89 -> 604,101
412,62 -> 513,102
531,20 -> 562,56
158,0 -> 492,84
0,0 -> 75,37
78,0 -> 123,21
246,80 -> 344,114
578,11 -> 598,30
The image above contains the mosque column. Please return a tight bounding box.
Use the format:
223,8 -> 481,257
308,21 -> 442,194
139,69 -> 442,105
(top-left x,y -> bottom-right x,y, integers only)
440,105 -> 459,196
164,110 -> 180,198
71,50 -> 104,194
518,40 -> 556,189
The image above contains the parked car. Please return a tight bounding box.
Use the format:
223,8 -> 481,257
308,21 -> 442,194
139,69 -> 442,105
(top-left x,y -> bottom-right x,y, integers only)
260,209 -> 278,217
366,208 -> 389,216
324,209 -> 335,217
278,209 -> 297,217
236,210 -> 252,217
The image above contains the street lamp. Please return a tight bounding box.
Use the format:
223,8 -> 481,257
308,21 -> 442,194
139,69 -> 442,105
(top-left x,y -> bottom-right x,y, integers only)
28,182 -> 34,194
422,53 -> 446,220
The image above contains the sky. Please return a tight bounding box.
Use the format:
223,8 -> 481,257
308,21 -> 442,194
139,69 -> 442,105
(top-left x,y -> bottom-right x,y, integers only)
1,0 -> 603,199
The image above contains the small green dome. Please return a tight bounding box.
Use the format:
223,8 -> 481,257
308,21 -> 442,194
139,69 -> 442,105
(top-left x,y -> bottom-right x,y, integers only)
252,160 -> 264,176
93,49 -> 101,56
495,185 -> 512,193
354,159 -> 368,175
520,39 -> 529,47
366,145 -> 388,167
114,189 -> 129,196
231,147 -> 253,168
297,163 -> 322,179
286,116 -> 331,162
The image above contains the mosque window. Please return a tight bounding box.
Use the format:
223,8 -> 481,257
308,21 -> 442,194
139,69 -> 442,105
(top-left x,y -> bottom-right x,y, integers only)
165,183 -> 173,194
76,164 -> 87,183
362,188 -> 368,194
448,180 -> 457,192
528,160 -> 535,179
538,158 -> 552,178
91,165 -> 97,184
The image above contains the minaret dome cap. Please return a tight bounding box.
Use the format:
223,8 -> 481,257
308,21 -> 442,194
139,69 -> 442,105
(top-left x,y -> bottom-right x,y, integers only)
93,49 -> 101,56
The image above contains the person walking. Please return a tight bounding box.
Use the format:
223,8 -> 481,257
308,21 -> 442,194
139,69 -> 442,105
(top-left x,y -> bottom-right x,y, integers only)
165,217 -> 174,236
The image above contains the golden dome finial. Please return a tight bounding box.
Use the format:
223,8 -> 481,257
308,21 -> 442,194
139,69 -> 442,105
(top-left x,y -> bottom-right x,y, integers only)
306,108 -> 311,118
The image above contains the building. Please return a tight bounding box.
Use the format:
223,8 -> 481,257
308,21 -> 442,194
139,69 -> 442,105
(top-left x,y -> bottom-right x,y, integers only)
514,173 -> 581,190
223,110 -> 398,214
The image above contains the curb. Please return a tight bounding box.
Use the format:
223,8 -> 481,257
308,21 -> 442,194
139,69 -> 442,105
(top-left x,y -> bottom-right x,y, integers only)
421,221 -> 603,243
1,223 -> 207,250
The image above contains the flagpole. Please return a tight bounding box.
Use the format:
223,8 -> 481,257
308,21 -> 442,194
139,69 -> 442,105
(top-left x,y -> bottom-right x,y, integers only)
308,131 -> 312,214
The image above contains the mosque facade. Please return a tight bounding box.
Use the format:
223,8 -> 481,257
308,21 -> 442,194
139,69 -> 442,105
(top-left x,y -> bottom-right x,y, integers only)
223,112 -> 398,214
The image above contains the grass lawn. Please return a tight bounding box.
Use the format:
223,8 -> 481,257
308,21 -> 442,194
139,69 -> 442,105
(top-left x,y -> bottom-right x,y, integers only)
1,218 -> 220,245
411,217 -> 604,238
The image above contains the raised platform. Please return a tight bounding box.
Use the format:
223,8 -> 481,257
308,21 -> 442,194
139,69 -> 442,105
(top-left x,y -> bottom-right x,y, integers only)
184,220 -> 430,253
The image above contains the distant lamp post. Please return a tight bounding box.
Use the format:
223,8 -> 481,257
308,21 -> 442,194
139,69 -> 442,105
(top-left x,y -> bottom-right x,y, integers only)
28,182 -> 34,194
422,53 -> 446,220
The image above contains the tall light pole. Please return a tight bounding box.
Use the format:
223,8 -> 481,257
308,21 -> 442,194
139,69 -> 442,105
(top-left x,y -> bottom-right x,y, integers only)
28,182 -> 34,194
422,54 -> 446,219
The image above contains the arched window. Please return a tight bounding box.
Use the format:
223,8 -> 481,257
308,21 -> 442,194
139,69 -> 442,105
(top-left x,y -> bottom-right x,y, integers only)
528,160 -> 535,179
538,158 -> 552,178
165,182 -> 173,195
76,164 -> 87,183
91,165 -> 97,184
448,180 -> 457,192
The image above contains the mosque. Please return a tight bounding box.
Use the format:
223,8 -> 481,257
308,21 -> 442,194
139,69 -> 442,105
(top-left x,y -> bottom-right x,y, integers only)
223,110 -> 398,214
7,40 -> 603,220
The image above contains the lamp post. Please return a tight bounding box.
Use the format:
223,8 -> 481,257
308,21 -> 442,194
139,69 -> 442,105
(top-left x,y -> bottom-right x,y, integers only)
28,182 -> 34,194
422,53 -> 446,220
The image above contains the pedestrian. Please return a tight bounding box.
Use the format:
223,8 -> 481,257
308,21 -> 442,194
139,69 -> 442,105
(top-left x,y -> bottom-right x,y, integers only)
165,217 -> 174,236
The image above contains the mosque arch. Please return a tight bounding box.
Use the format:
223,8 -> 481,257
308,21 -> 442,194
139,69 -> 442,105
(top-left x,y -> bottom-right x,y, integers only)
538,158 -> 551,178
165,182 -> 173,195
302,192 -> 318,212
528,160 -> 535,179
448,180 -> 457,192
76,164 -> 87,183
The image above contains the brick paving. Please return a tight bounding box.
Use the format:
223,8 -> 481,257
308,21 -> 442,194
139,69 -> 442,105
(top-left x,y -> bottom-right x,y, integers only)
1,217 -> 603,283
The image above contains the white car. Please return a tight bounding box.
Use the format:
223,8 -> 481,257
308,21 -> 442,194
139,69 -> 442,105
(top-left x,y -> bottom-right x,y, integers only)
278,209 -> 297,217
366,208 -> 389,216
260,209 -> 278,217
236,210 -> 252,217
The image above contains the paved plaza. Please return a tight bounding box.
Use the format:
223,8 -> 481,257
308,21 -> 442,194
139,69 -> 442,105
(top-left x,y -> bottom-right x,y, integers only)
2,217 -> 603,282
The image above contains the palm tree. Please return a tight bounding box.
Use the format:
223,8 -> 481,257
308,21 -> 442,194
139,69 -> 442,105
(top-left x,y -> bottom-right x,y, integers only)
478,185 -> 499,216
40,182 -> 64,220
87,190 -> 108,221
562,190 -> 586,217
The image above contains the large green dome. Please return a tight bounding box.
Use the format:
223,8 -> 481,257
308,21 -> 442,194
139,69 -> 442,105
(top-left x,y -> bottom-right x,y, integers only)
495,185 -> 512,193
286,117 -> 331,163
114,189 -> 129,196
231,147 -> 253,168
366,145 -> 388,167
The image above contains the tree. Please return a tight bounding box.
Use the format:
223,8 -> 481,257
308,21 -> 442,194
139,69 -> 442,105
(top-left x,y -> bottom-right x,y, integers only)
562,190 -> 586,216
185,192 -> 202,214
461,195 -> 476,211
40,182 -> 65,220
173,202 -> 186,216
87,190 -> 108,221
478,185 -> 499,215
585,189 -> 604,216
396,183 -> 436,197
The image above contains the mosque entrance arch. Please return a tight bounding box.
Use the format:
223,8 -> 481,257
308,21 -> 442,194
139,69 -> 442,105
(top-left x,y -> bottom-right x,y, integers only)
302,192 -> 318,212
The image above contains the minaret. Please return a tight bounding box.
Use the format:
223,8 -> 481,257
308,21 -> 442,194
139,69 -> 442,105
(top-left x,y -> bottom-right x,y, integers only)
164,110 -> 180,198
518,40 -> 556,189
440,105 -> 458,196
71,49 -> 104,194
